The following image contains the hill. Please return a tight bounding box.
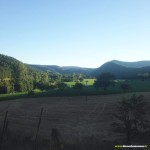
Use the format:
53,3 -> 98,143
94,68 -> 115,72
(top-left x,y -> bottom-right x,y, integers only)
93,61 -> 150,79
28,60 -> 150,79
1,53 -> 150,81
111,60 -> 150,68
27,64 -> 94,75
0,54 -> 46,93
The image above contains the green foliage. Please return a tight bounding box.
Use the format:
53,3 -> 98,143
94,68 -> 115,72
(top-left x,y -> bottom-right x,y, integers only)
0,80 -> 11,94
56,82 -> 67,91
61,74 -> 73,82
0,54 -> 50,93
0,84 -> 8,94
28,90 -> 34,95
48,72 -> 61,82
120,82 -> 131,91
82,79 -> 95,85
36,82 -> 49,91
137,73 -> 149,81
73,82 -> 83,90
94,72 -> 115,90
112,94 -> 150,143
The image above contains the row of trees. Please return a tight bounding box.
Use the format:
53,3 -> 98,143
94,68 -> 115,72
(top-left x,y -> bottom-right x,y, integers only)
0,54 -> 88,94
94,72 -> 132,91
48,72 -> 85,83
0,51 -> 149,94
0,71 -> 131,94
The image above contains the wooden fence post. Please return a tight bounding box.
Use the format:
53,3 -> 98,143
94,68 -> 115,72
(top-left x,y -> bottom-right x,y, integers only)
35,107 -> 44,150
0,111 -> 8,150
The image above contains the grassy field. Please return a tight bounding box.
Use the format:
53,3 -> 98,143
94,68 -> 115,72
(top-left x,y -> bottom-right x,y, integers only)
0,92 -> 150,150
1,79 -> 150,101
64,78 -> 95,86
0,79 -> 150,149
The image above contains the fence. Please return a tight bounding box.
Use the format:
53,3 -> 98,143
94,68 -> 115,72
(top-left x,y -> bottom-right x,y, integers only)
0,108 -> 103,150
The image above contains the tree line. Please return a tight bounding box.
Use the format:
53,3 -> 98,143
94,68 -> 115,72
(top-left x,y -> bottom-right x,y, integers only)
0,54 -> 87,94
1,53 -> 150,94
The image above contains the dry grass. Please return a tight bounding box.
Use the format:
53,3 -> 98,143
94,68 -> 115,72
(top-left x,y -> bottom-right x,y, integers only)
0,92 -> 150,142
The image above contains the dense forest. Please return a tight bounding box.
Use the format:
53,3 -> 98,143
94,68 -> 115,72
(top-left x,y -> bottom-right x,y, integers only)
0,54 -> 86,94
29,61 -> 150,79
1,53 -> 150,94
0,54 -> 49,93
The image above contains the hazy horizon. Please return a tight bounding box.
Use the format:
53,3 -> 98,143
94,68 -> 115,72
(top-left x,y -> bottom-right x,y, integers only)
27,59 -> 150,68
0,0 -> 150,68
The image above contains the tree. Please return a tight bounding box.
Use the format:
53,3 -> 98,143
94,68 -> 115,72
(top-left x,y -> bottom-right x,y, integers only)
0,54 -> 53,93
56,82 -> 67,91
73,82 -> 83,90
79,74 -> 84,82
112,94 -> 150,144
137,73 -> 149,81
0,80 -> 11,94
120,82 -> 131,91
94,72 -> 115,90
36,82 -> 49,91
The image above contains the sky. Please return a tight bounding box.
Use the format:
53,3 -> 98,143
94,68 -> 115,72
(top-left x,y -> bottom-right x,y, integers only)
0,0 -> 150,68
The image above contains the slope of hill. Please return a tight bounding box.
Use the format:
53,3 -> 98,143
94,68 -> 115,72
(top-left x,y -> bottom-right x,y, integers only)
27,64 -> 94,75
0,54 -> 25,79
111,60 -> 150,68
0,54 -> 45,92
1,53 -> 150,81
93,61 -> 150,79
28,64 -> 62,73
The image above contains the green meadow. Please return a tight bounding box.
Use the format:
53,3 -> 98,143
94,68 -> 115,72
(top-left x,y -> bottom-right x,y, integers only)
64,79 -> 95,86
1,79 -> 150,101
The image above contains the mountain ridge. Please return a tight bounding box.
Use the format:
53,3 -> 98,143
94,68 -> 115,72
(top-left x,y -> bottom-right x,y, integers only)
1,53 -> 150,79
93,61 -> 150,79
111,60 -> 150,68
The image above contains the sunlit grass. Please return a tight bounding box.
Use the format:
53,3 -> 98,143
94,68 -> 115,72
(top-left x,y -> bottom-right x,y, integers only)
64,79 -> 96,86
82,79 -> 95,85
1,79 -> 150,101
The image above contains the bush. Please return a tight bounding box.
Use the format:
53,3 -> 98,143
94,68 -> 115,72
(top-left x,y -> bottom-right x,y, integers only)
73,82 -> 83,90
0,85 -> 8,94
28,90 -> 34,95
56,82 -> 67,91
120,82 -> 131,91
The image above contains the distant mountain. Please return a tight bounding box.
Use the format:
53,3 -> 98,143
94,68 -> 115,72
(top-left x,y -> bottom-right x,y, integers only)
93,61 -> 150,79
1,53 -> 150,80
28,65 -> 62,73
27,64 -> 94,75
29,60 -> 150,79
111,60 -> 150,68
92,62 -> 136,78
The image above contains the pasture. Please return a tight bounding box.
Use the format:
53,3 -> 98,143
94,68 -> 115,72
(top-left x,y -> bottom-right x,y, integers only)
1,79 -> 150,101
0,92 -> 150,149
64,79 -> 95,86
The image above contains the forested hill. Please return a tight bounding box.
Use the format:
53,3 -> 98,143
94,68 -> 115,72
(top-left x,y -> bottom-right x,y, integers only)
29,61 -> 150,79
92,61 -> 150,79
1,53 -> 150,93
0,54 -> 48,93
28,64 -> 94,75
111,60 -> 150,68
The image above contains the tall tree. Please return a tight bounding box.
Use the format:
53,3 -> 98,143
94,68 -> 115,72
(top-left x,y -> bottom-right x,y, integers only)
112,94 -> 150,144
73,82 -> 83,90
94,72 -> 115,90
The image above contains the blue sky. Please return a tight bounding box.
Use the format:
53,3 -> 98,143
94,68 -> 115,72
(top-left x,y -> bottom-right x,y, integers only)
0,0 -> 150,68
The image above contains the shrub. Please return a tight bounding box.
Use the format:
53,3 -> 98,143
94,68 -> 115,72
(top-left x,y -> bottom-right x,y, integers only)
73,82 -> 83,90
